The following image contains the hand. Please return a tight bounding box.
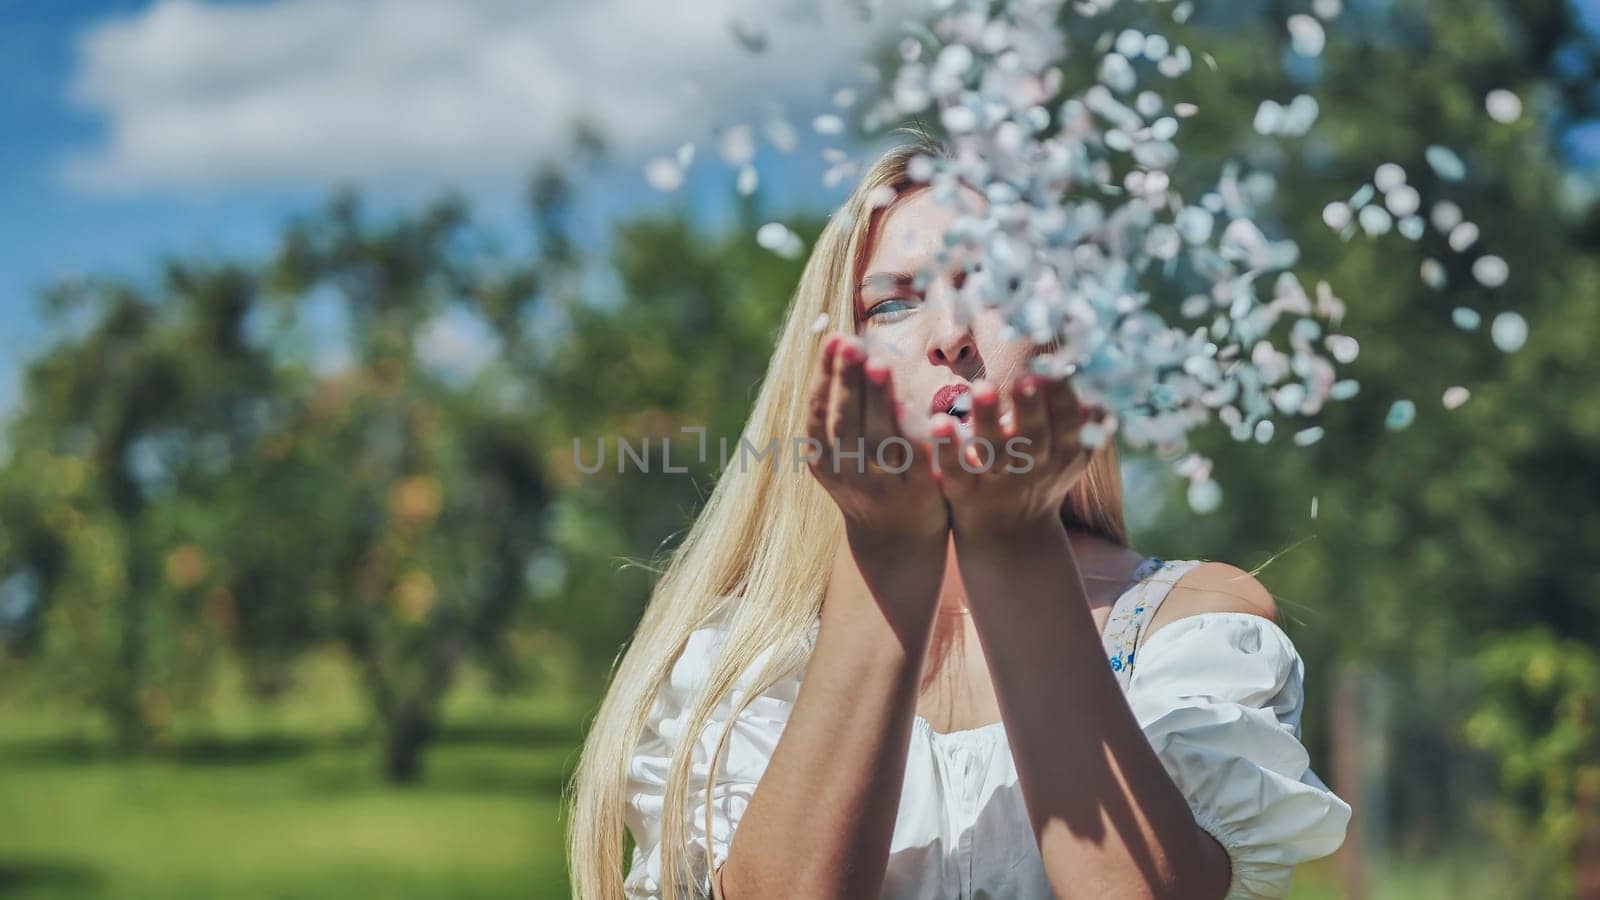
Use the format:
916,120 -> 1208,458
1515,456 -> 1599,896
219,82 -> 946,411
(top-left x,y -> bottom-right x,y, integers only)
932,372 -> 1105,539
806,334 -> 950,550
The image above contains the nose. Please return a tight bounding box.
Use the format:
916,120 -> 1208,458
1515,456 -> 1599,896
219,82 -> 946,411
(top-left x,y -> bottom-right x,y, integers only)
925,291 -> 979,368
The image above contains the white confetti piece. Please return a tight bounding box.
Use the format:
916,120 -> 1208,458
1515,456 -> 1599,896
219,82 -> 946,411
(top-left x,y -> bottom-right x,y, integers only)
1431,201 -> 1463,233
1287,14 -> 1325,56
810,312 -> 830,334
1322,201 -> 1352,230
737,165 -> 759,196
1359,205 -> 1393,236
1295,426 -> 1325,446
1486,89 -> 1523,124
812,114 -> 845,136
1452,307 -> 1481,330
1449,221 -> 1480,253
1420,258 -> 1447,290
1472,255 -> 1509,288
1374,163 -> 1407,193
1491,311 -> 1528,352
1385,185 -> 1421,217
756,222 -> 804,260
1187,478 -> 1223,514
719,125 -> 755,167
1442,386 -> 1471,409
644,157 -> 683,192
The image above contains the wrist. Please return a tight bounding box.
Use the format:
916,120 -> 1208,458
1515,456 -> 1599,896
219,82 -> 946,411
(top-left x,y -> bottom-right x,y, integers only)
950,512 -> 1066,550
844,517 -> 948,559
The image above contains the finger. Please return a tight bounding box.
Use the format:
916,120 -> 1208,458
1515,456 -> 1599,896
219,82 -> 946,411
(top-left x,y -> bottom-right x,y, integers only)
807,336 -> 841,471
1044,374 -> 1085,454
964,380 -> 1002,472
1011,374 -> 1052,460
862,356 -> 897,441
862,356 -> 906,471
929,413 -> 963,482
826,336 -> 862,441
970,380 -> 1002,443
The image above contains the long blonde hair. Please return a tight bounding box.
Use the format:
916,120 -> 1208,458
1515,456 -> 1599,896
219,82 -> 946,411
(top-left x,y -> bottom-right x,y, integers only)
564,138 -> 1128,898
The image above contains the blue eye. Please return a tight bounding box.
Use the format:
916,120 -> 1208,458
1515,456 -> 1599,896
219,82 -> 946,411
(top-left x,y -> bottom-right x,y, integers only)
866,298 -> 916,321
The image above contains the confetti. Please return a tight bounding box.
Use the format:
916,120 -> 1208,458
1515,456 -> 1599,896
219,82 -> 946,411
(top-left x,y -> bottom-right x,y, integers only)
810,312 -> 830,333
1472,255 -> 1509,288
1287,15 -> 1326,57
1425,145 -> 1467,182
644,157 -> 683,192
646,0 -> 1530,513
1442,386 -> 1470,409
1420,259 -> 1447,290
1386,399 -> 1416,430
1374,163 -> 1407,193
756,222 -> 805,259
1486,89 -> 1523,124
1310,495 -> 1319,519
1322,201 -> 1352,230
1359,205 -> 1393,236
1187,478 -> 1223,514
812,114 -> 845,135
1448,222 -> 1480,253
737,165 -> 759,196
719,125 -> 756,167
1431,201 -> 1463,233
1491,311 -> 1528,352
1385,185 -> 1421,218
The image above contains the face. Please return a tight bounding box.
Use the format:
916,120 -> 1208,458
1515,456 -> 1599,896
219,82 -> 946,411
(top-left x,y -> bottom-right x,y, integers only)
854,186 -> 1037,437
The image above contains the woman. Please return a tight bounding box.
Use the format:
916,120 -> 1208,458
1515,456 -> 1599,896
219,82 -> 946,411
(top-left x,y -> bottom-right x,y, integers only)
566,140 -> 1352,899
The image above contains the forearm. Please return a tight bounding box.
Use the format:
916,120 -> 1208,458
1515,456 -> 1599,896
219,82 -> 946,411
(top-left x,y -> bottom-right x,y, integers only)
717,533 -> 943,899
956,523 -> 1229,899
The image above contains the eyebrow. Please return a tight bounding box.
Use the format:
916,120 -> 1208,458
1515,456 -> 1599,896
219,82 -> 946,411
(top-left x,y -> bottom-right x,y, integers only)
857,271 -> 916,293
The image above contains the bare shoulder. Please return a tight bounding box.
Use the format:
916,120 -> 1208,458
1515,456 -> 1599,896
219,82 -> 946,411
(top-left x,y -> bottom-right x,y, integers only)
1142,560 -> 1280,646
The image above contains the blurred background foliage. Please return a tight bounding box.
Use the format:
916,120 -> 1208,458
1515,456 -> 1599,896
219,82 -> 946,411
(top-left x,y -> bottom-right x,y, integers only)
1,0 -> 1597,897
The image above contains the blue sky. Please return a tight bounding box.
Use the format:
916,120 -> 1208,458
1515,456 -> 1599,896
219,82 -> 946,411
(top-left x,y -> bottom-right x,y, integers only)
0,0 -> 897,423
1,0 -> 1597,426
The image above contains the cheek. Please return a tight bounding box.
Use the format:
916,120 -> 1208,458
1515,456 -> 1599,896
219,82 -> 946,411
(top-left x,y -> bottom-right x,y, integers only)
976,328 -> 1038,383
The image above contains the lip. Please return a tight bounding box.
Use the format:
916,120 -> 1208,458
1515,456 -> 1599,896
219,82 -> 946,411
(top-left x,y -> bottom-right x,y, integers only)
929,383 -> 972,419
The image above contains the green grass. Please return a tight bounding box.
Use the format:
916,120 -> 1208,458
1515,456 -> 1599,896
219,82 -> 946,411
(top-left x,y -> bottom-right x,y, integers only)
0,654 -> 592,899
0,653 -> 1528,899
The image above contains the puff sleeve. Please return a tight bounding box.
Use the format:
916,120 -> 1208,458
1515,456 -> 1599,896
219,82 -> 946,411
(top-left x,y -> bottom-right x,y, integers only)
622,618 -> 801,899
1125,612 -> 1353,900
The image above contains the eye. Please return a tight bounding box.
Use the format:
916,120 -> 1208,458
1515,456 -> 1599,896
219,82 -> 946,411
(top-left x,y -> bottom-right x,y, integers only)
865,297 -> 917,322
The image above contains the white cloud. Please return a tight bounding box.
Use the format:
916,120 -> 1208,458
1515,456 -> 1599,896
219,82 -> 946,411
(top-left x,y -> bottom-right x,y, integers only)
63,0 -> 897,192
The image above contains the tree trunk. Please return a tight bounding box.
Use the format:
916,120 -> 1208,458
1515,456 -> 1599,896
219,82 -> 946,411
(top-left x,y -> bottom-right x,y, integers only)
1332,663 -> 1368,900
383,703 -> 433,784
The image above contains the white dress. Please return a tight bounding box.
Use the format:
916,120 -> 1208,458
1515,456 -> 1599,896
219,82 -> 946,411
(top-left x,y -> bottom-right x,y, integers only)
622,558 -> 1352,899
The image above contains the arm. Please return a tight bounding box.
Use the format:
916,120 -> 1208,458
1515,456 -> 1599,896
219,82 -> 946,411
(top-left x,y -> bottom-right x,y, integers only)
930,374 -> 1229,898
956,522 -> 1232,900
716,333 -> 949,898
716,528 -> 942,899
